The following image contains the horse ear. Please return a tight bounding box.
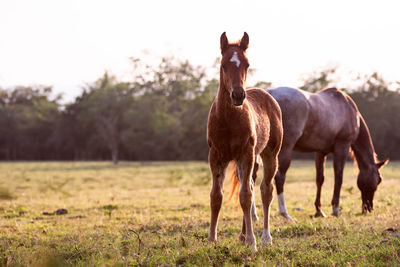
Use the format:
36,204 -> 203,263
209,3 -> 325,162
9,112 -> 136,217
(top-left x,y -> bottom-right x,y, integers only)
240,32 -> 249,51
376,159 -> 389,169
220,32 -> 228,54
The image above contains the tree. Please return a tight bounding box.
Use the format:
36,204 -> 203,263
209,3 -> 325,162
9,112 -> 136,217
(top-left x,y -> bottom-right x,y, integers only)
0,86 -> 60,160
122,57 -> 209,160
300,66 -> 337,92
253,81 -> 272,90
77,72 -> 134,164
350,72 -> 400,159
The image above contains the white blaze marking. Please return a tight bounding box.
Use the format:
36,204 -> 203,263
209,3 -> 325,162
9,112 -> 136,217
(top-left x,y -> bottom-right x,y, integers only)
230,51 -> 240,67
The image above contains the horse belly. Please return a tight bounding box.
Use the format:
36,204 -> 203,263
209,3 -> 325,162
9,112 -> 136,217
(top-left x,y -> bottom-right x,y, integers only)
294,133 -> 335,153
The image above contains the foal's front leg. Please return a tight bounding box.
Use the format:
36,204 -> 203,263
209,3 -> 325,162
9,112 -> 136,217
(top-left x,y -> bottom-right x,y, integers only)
208,148 -> 228,242
260,151 -> 279,246
237,151 -> 256,251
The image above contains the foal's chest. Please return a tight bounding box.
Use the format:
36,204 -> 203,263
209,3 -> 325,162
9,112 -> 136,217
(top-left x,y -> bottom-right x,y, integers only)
208,122 -> 254,160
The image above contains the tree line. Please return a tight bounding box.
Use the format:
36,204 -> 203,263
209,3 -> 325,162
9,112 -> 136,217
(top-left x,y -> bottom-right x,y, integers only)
0,58 -> 399,163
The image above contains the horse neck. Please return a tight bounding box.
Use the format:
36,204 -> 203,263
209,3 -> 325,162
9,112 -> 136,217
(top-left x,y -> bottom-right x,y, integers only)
216,72 -> 242,119
351,116 -> 376,171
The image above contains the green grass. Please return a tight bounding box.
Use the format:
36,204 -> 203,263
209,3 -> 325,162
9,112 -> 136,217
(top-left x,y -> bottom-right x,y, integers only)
0,160 -> 399,266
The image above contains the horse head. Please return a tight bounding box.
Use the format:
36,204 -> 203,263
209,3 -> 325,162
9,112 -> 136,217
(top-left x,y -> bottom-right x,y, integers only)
357,159 -> 388,213
220,32 -> 250,106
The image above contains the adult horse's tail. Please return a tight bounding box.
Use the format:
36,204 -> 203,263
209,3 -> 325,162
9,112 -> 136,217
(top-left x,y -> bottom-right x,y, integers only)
228,161 -> 240,201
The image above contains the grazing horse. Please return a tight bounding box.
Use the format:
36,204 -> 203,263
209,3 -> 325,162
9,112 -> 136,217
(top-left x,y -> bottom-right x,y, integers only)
207,32 -> 283,252
252,87 -> 387,219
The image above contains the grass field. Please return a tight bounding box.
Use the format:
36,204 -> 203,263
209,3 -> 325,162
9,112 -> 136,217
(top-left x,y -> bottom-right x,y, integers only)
0,160 -> 399,266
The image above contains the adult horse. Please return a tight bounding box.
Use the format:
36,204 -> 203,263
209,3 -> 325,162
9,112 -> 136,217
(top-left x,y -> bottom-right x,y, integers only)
207,32 -> 283,252
253,87 -> 388,219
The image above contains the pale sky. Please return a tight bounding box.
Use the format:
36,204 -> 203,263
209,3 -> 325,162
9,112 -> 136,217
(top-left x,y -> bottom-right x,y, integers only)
1,0 -> 399,102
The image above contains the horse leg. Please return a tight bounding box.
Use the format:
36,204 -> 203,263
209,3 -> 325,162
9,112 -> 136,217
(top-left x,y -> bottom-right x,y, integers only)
331,141 -> 350,217
208,148 -> 228,242
274,148 -> 293,220
260,150 -> 279,246
240,160 -> 258,241
251,156 -> 260,221
237,151 -> 256,251
314,152 -> 327,217
240,173 -> 257,241
239,216 -> 246,242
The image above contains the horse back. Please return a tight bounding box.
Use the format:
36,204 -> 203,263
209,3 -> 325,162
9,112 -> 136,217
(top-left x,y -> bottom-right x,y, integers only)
297,88 -> 360,152
268,87 -> 360,154
314,88 -> 359,139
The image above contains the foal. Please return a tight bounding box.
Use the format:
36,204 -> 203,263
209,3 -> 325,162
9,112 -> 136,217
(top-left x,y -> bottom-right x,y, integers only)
207,32 -> 283,251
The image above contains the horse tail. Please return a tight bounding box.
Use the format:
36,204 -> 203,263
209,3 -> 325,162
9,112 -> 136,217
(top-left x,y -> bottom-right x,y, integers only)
228,161 -> 240,202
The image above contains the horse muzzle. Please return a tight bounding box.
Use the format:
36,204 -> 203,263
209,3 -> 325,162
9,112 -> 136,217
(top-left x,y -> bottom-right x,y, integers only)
231,87 -> 246,106
361,192 -> 374,214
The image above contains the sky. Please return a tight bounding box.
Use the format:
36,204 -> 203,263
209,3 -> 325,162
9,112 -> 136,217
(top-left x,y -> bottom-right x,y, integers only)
1,0 -> 400,102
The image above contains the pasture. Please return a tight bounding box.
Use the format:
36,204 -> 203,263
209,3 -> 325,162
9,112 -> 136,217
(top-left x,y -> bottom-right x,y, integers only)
0,161 -> 399,266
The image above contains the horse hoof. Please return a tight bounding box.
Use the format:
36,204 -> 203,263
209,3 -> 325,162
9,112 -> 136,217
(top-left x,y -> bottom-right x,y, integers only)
332,207 -> 341,217
251,243 -> 258,253
238,233 -> 246,242
245,236 -> 257,251
261,231 -> 272,246
246,240 -> 257,253
208,236 -> 217,243
314,211 -> 327,218
280,212 -> 292,221
261,237 -> 272,246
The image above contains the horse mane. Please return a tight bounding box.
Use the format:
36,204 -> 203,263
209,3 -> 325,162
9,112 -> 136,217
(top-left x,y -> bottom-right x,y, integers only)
349,146 -> 378,167
333,89 -> 378,166
348,147 -> 357,165
350,114 -> 378,169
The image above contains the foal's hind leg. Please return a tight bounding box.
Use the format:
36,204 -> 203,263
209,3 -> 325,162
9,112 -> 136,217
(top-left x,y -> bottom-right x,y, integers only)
260,151 -> 279,246
208,148 -> 229,242
251,156 -> 260,222
314,152 -> 327,217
